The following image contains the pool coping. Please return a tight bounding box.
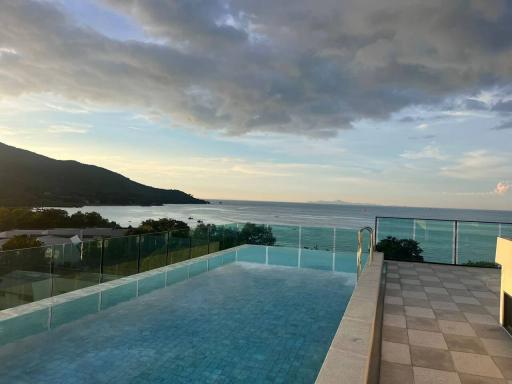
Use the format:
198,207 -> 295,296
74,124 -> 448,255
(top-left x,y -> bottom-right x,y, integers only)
316,251 -> 385,384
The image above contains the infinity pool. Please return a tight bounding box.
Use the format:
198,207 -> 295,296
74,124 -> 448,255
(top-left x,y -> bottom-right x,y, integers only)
0,260 -> 355,384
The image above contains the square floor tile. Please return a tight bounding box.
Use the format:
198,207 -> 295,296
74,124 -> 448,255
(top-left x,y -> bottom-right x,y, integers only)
403,297 -> 432,308
385,296 -> 404,305
458,304 -> 490,315
384,314 -> 406,328
432,301 -> 459,311
408,329 -> 448,350
406,316 -> 440,332
401,278 -> 422,285
438,320 -> 476,337
382,341 -> 411,365
413,367 -> 461,384
434,309 -> 467,322
481,338 -> 512,358
380,361 -> 414,384
419,275 -> 441,282
425,287 -> 449,294
452,296 -> 481,305
471,291 -> 497,300
451,351 -> 503,379
385,304 -> 405,315
464,313 -> 497,325
383,326 -> 409,344
403,291 -> 428,300
458,373 -> 508,383
472,324 -> 510,340
411,345 -> 455,371
444,334 -> 487,354
405,306 -> 435,319
428,293 -> 454,302
493,356 -> 512,379
444,283 -> 467,290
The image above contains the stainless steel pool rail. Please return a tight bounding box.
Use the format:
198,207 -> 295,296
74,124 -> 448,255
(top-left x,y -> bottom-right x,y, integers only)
357,227 -> 375,280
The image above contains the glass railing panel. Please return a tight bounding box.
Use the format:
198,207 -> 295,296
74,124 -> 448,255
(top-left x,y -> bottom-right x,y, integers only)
169,234 -> 191,264
268,225 -> 299,267
376,218 -> 415,242
140,232 -> 168,272
0,246 -> 53,310
500,223 -> 512,239
413,220 -> 454,264
191,226 -> 209,259
211,223 -> 239,251
52,240 -> 101,295
334,228 -> 361,274
102,235 -> 139,282
457,222 -> 501,266
335,228 -> 359,252
301,226 -> 334,270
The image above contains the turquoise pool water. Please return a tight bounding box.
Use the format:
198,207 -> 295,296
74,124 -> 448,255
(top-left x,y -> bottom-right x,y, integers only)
0,255 -> 356,383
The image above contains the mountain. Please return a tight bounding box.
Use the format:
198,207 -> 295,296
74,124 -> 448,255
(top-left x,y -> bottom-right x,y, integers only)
0,142 -> 208,206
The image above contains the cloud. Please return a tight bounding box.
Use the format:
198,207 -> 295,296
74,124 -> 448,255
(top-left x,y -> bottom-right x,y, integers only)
1,1 -> 512,136
400,145 -> 446,160
47,124 -> 90,134
495,181 -> 510,195
441,150 -> 512,180
443,181 -> 511,197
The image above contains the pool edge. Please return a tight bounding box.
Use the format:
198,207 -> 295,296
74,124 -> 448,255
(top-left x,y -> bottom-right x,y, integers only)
315,252 -> 384,384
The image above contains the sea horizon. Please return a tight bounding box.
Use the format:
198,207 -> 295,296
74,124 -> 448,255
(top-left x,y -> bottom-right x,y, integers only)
58,199 -> 512,229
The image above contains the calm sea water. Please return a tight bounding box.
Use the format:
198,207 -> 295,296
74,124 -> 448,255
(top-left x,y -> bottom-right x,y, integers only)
61,200 -> 512,228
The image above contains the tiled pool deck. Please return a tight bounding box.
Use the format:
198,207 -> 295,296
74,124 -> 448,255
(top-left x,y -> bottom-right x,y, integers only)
380,261 -> 512,384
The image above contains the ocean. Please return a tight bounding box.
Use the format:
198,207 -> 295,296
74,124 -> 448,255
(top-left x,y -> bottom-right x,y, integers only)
61,200 -> 512,265
60,200 -> 512,228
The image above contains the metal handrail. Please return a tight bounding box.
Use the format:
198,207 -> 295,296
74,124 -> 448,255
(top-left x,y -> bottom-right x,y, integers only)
357,226 -> 375,280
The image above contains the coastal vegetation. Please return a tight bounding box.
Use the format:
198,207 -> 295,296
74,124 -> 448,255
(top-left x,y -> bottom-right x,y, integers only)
0,208 -> 119,231
2,235 -> 43,251
376,236 -> 424,262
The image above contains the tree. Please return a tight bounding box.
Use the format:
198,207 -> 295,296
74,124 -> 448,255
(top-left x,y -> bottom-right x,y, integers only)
126,218 -> 190,237
2,235 -> 43,251
0,208 -> 118,231
239,223 -> 276,246
376,236 -> 424,262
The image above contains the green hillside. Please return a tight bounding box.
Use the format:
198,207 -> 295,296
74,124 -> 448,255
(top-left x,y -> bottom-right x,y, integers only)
0,142 -> 207,206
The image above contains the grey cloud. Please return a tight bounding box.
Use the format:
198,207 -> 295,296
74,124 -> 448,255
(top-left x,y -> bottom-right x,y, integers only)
1,0 -> 512,136
493,100 -> 512,112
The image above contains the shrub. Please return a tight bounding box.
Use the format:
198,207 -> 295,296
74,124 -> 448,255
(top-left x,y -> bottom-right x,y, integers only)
376,236 -> 424,262
2,235 -> 43,251
462,261 -> 499,268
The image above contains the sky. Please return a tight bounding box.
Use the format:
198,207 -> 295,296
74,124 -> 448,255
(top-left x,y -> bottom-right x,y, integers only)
1,0 -> 512,209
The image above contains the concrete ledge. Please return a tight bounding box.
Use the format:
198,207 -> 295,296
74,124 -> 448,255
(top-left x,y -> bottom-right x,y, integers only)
316,252 -> 384,384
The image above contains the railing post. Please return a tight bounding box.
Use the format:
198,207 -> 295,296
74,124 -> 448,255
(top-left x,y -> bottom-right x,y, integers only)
137,235 -> 141,273
332,227 -> 336,272
165,231 -> 170,265
453,221 -> 458,265
298,225 -> 302,268
374,217 -> 379,243
100,239 -> 104,283
49,245 -> 55,298
207,225 -> 211,254
189,236 -> 192,260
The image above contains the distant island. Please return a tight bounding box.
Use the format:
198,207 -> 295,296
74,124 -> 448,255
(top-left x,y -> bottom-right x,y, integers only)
0,142 -> 208,206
